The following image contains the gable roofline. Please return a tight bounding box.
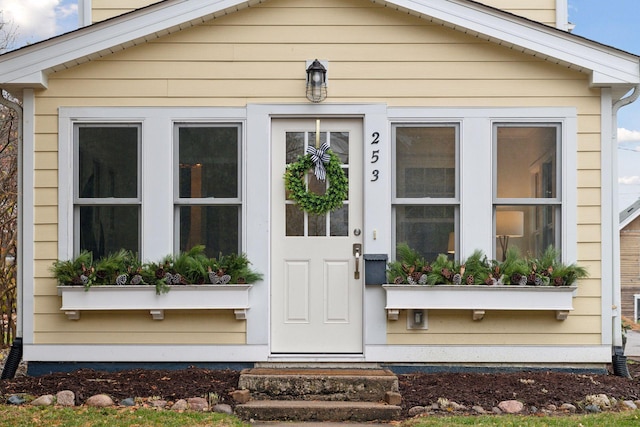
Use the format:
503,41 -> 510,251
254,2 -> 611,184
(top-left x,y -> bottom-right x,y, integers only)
620,199 -> 640,230
0,0 -> 638,91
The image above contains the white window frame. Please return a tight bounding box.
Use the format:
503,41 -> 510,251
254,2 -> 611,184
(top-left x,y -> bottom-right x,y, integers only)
173,122 -> 243,254
387,107 -> 577,264
391,122 -> 461,257
492,122 -> 563,258
73,123 -> 142,255
58,107 -> 247,262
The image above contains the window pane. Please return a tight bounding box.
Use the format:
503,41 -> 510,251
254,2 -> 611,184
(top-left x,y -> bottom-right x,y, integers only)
396,206 -> 455,260
308,213 -> 327,237
396,127 -> 456,198
79,206 -> 139,258
330,132 -> 349,164
179,127 -> 238,199
330,204 -> 348,236
497,126 -> 557,199
179,206 -> 239,257
78,127 -> 138,198
286,204 -> 304,236
286,132 -> 304,164
495,205 -> 557,260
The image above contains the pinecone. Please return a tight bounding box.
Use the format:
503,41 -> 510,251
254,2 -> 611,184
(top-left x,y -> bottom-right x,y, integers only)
71,275 -> 85,286
527,273 -> 537,285
553,277 -> 564,286
510,273 -> 523,285
465,275 -> 475,285
484,276 -> 494,286
115,274 -> 128,286
95,270 -> 107,281
452,273 -> 462,286
130,274 -> 143,285
155,268 -> 165,279
422,265 -> 433,273
441,268 -> 452,281
394,276 -> 403,284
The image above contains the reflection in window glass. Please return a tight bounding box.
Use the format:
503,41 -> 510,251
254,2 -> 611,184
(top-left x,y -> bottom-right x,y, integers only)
286,204 -> 304,236
396,206 -> 455,260
496,126 -> 556,199
330,205 -> 349,236
179,206 -> 238,257
178,127 -> 238,199
79,206 -> 139,259
78,127 -> 138,199
396,127 -> 456,198
495,125 -> 560,259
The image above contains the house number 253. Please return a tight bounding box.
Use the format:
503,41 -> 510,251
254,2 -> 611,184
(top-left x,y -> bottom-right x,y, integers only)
370,132 -> 380,182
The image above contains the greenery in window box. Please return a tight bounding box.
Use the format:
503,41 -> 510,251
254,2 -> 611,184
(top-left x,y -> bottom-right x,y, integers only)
284,151 -> 348,215
387,243 -> 587,286
51,245 -> 263,295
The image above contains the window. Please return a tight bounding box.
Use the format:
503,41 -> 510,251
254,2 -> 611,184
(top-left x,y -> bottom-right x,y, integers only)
393,125 -> 459,259
494,124 -> 560,260
74,124 -> 141,258
175,124 -> 241,258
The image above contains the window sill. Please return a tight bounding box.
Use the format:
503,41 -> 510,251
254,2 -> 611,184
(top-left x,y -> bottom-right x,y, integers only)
382,284 -> 577,321
57,284 -> 252,321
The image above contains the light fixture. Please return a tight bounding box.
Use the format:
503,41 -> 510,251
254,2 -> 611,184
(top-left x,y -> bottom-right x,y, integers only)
306,59 -> 327,103
447,232 -> 455,254
496,211 -> 524,261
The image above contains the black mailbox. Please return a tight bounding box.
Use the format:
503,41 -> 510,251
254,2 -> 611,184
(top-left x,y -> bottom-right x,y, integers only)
363,254 -> 388,285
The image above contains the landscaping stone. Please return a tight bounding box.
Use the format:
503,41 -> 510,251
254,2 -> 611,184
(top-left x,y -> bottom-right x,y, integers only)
585,404 -> 601,413
498,400 -> 524,414
472,405 -> 486,414
57,390 -> 75,407
85,394 -> 114,407
231,389 -> 250,403
622,400 -> 637,410
120,397 -> 135,407
385,391 -> 402,405
408,406 -> 425,416
31,395 -> 54,406
187,397 -> 208,411
7,395 -> 25,405
585,393 -> 611,409
213,403 -> 233,414
151,399 -> 167,408
559,403 -> 576,412
171,399 -> 188,411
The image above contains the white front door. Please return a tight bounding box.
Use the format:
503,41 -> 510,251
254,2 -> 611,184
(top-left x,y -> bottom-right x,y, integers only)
271,118 -> 363,354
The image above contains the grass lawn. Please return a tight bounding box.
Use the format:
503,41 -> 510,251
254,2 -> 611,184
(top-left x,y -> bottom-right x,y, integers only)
0,406 -> 639,426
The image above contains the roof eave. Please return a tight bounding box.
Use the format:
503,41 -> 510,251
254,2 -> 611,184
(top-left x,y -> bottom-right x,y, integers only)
0,0 -> 638,88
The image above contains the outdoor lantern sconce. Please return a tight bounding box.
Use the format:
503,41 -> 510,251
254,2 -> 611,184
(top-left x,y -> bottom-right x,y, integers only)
306,59 -> 327,103
496,211 -> 524,261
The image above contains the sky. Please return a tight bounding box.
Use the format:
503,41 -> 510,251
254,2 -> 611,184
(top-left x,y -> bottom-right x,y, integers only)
0,0 -> 639,209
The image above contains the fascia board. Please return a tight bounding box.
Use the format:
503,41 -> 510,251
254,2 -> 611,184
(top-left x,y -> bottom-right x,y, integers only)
381,0 -> 640,85
0,0 -> 260,86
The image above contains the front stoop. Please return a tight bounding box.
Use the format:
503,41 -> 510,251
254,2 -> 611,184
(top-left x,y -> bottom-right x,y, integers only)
235,400 -> 401,422
234,368 -> 402,422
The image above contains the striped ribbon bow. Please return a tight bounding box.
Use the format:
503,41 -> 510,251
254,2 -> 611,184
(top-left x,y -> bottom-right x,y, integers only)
306,142 -> 331,181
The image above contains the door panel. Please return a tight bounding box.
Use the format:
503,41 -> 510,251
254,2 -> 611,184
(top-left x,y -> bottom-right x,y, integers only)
271,119 -> 363,354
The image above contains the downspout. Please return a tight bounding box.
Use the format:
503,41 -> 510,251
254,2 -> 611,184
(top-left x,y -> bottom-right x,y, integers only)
610,83 -> 640,377
0,89 -> 23,379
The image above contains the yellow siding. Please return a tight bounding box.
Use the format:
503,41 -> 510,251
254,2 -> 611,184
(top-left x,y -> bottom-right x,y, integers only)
91,0 -> 158,22
92,0 -> 559,27
36,0 -> 601,347
477,0 -> 557,26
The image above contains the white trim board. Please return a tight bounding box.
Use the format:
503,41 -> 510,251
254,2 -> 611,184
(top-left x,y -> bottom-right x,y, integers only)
0,0 -> 637,90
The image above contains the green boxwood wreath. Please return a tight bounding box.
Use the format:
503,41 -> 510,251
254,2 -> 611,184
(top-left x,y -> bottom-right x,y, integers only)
284,151 -> 348,215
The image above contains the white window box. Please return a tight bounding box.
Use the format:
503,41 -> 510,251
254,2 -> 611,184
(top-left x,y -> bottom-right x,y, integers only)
58,284 -> 252,320
382,285 -> 577,321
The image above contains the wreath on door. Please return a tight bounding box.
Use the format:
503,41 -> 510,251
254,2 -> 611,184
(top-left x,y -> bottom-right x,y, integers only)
284,142 -> 348,215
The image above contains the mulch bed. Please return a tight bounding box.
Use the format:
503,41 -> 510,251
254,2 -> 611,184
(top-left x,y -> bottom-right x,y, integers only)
0,362 -> 639,417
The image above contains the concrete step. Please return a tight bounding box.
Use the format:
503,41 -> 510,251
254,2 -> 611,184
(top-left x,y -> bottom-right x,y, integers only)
238,368 -> 399,402
235,400 -> 402,422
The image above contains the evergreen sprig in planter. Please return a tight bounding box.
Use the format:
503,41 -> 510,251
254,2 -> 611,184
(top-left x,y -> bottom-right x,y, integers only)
52,246 -> 262,321
383,244 -> 587,321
